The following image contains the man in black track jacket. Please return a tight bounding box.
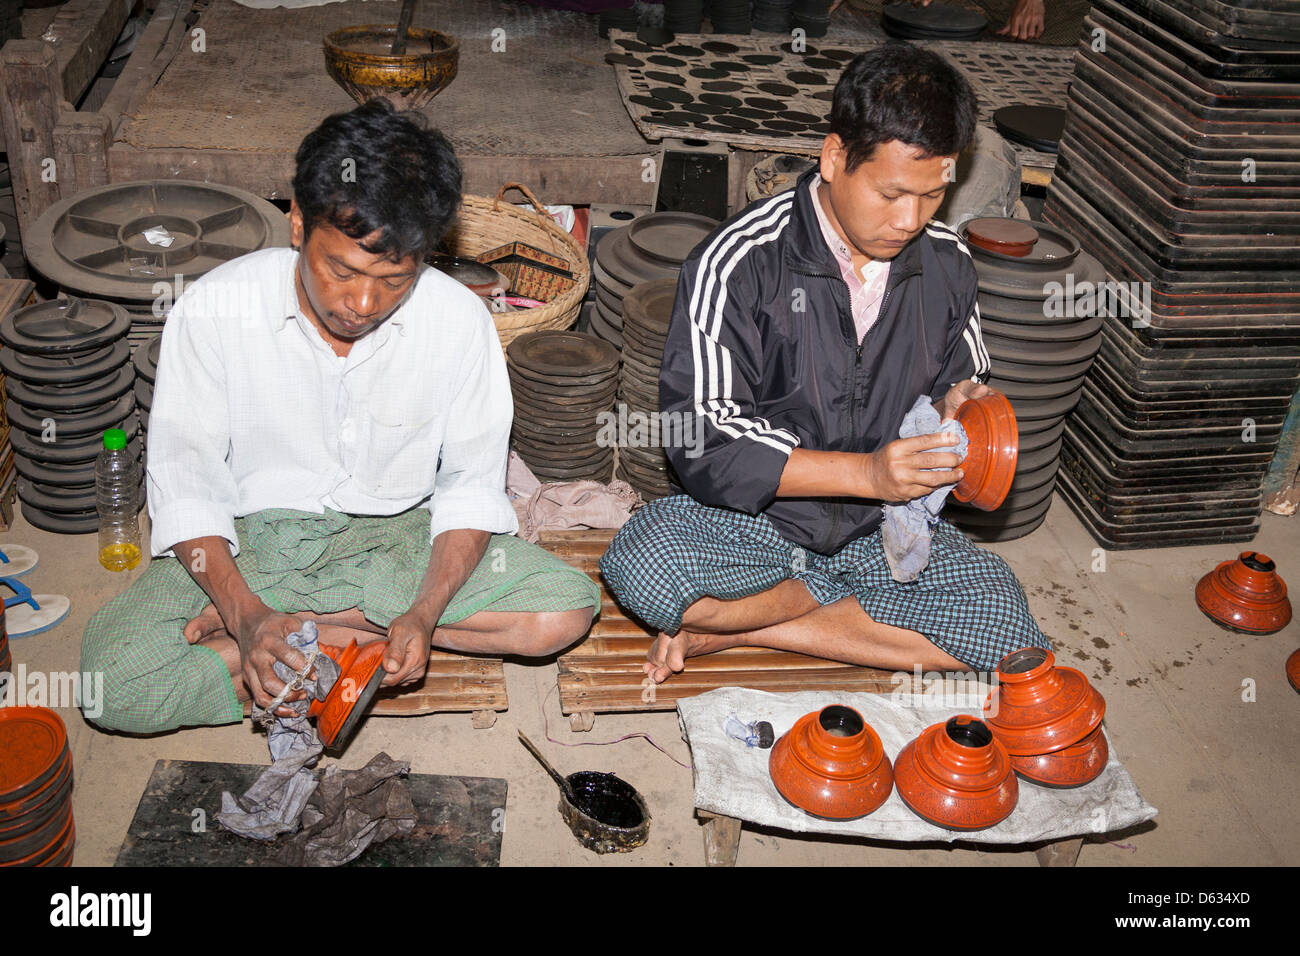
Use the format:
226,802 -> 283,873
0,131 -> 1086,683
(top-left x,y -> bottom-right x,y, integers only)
600,44 -> 1051,682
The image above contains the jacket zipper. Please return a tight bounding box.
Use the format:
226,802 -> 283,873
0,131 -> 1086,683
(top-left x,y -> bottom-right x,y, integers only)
819,282 -> 897,555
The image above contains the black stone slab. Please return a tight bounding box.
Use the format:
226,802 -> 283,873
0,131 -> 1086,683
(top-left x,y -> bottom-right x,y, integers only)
114,759 -> 506,867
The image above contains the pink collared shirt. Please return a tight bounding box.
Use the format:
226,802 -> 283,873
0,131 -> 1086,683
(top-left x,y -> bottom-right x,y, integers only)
810,174 -> 891,345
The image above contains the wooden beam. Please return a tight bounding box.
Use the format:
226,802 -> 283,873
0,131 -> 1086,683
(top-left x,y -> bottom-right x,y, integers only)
53,109 -> 113,197
107,142 -> 660,205
0,40 -> 67,237
45,0 -> 130,105
99,0 -> 191,136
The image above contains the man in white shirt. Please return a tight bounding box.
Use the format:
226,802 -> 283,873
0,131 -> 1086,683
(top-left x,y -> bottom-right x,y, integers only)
82,101 -> 600,734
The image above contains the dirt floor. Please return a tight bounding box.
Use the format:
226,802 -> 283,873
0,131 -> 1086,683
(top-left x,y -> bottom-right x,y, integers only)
3,497 -> 1297,867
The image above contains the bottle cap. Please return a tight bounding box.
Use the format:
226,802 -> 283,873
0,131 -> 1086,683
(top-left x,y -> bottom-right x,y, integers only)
102,428 -> 127,450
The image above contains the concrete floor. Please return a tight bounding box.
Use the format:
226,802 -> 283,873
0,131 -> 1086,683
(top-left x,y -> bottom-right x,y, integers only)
3,498 -> 1296,867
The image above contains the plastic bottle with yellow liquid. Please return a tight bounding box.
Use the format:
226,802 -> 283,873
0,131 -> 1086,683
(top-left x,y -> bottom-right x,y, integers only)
96,428 -> 141,571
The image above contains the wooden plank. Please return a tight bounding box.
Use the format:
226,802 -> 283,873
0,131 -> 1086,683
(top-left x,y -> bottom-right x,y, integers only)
561,665 -> 899,690
564,649 -> 892,674
106,143 -> 658,206
558,669 -> 901,713
99,0 -> 191,135
46,0 -> 129,105
0,279 -> 36,317
108,143 -> 299,202
0,40 -> 67,236
52,110 -> 112,197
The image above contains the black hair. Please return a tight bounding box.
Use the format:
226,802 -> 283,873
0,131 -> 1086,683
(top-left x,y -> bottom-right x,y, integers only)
829,42 -> 979,172
292,99 -> 462,261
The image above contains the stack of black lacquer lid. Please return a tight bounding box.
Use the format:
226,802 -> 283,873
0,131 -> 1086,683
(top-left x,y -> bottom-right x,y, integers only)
0,297 -> 141,534
944,218 -> 1105,542
1043,0 -> 1300,549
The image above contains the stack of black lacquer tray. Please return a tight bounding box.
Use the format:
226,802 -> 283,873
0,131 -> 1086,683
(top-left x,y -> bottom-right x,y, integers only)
944,218 -> 1105,541
506,332 -> 621,483
1043,0 -> 1300,549
617,279 -> 677,500
0,298 -> 141,534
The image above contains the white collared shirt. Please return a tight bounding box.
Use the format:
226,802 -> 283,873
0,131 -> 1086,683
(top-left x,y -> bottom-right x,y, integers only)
146,247 -> 518,556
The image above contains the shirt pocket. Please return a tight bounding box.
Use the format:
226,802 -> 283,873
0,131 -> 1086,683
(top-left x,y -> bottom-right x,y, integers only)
355,409 -> 443,500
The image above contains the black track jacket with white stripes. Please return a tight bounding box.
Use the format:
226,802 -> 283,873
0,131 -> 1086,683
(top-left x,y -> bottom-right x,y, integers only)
658,167 -> 991,556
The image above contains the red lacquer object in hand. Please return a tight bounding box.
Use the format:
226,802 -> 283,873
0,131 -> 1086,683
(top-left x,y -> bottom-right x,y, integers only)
893,715 -> 1018,830
769,705 -> 894,820
308,639 -> 389,751
1195,552 -> 1292,635
952,392 -> 1019,512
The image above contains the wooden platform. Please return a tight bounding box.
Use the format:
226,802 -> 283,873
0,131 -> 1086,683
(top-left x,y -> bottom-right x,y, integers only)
543,528 -> 898,732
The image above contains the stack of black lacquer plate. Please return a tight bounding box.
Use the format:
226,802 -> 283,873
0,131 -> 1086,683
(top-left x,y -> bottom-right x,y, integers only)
881,2 -> 987,40
506,331 -> 620,483
0,298 -> 142,534
617,279 -> 677,500
132,334 -> 160,446
590,211 -> 715,351
664,0 -> 705,33
752,0 -> 794,33
793,0 -> 834,37
943,218 -> 1105,542
1043,0 -> 1300,549
709,0 -> 753,33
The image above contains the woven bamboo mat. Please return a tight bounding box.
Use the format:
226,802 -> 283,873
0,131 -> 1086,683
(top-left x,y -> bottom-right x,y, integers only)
610,27 -> 1074,169
118,0 -> 652,157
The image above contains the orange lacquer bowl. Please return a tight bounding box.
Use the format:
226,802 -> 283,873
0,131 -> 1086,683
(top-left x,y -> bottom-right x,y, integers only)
983,647 -> 1105,756
1196,552 -> 1291,635
893,715 -> 1018,830
769,705 -> 894,820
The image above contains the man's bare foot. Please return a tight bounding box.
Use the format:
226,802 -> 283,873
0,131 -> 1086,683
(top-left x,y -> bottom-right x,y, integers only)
644,629 -> 724,684
183,604 -> 227,645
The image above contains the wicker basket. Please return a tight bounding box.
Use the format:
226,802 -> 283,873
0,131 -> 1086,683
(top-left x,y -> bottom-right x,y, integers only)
441,182 -> 590,348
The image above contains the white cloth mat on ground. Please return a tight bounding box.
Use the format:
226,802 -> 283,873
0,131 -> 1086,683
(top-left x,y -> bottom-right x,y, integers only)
678,686 -> 1157,845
